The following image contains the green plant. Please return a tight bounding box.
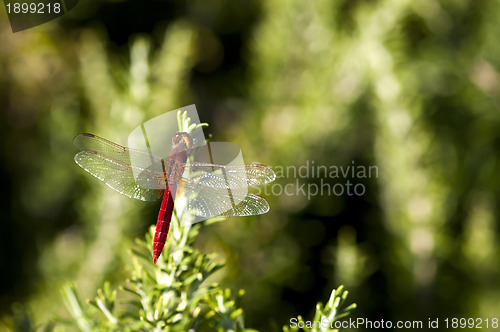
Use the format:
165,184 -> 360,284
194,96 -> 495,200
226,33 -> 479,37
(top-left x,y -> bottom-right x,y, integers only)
63,216 -> 249,332
63,220 -> 355,332
283,286 -> 356,332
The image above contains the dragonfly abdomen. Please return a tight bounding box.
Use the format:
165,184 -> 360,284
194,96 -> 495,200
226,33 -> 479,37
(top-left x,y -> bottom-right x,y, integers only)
153,185 -> 176,264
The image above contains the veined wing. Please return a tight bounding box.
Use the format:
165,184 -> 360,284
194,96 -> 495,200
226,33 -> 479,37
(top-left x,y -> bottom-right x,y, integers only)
178,179 -> 270,219
75,151 -> 164,201
182,162 -> 276,189
74,133 -> 164,171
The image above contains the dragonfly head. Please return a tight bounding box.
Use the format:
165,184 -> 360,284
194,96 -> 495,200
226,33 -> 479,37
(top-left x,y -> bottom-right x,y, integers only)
172,132 -> 193,150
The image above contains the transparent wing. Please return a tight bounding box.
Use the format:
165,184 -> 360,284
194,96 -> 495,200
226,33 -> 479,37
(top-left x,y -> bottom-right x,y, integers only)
178,179 -> 270,218
182,162 -> 276,189
74,133 -> 164,171
75,151 -> 164,201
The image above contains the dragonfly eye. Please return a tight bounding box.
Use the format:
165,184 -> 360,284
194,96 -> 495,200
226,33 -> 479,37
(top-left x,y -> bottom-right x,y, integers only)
172,132 -> 193,149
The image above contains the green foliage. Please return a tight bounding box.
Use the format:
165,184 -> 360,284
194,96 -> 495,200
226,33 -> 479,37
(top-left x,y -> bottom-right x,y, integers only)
3,304 -> 35,332
62,214 -> 354,331
6,0 -> 500,329
63,216 -> 239,331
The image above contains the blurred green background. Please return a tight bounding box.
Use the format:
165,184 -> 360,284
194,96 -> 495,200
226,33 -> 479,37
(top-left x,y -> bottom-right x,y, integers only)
1,0 -> 500,330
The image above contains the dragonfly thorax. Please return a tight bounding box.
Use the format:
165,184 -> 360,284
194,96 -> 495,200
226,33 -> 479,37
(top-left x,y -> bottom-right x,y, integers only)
165,155 -> 185,186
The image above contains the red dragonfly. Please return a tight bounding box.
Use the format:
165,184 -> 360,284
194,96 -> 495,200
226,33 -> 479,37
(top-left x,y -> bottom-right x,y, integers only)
73,132 -> 275,263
